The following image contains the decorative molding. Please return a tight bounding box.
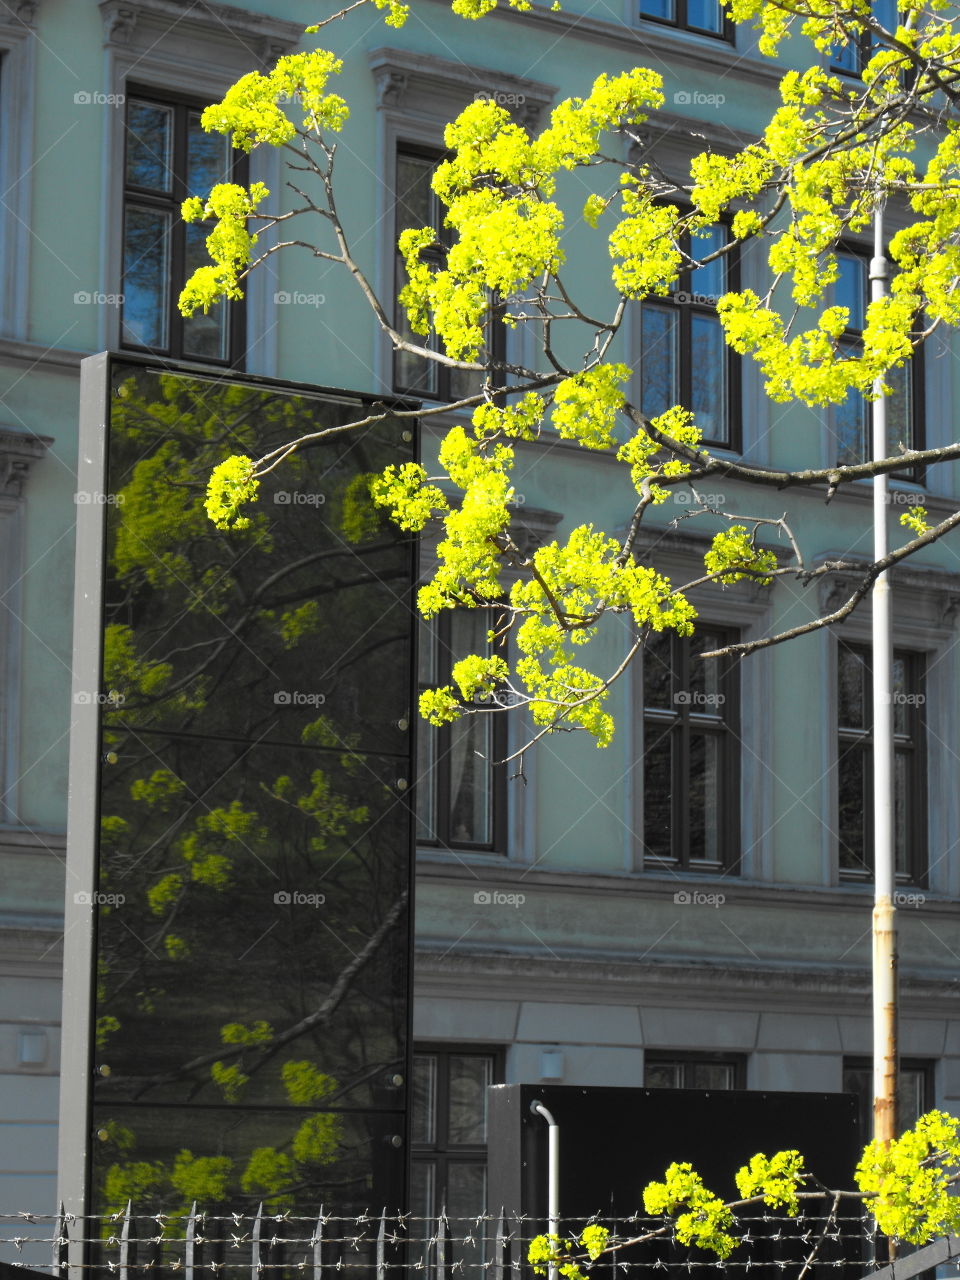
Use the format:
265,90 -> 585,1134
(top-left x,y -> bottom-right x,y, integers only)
368,47 -> 556,133
98,0 -> 304,65
1,1 -> 39,29
0,427 -> 52,499
814,553 -> 960,634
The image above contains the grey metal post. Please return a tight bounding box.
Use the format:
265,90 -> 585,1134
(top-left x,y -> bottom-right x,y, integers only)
869,205 -> 898,1148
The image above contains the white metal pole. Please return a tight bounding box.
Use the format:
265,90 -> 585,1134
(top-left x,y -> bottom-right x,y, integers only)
869,203 -> 898,1148
531,1101 -> 560,1280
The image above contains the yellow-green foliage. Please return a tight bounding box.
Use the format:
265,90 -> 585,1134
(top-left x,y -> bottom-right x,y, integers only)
857,1110 -> 960,1242
735,1150 -> 804,1212
644,1162 -> 737,1257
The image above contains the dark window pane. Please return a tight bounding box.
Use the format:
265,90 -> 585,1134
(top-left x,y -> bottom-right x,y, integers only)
898,1068 -> 927,1130
686,0 -> 722,30
416,719 -> 438,843
448,1055 -> 492,1144
838,743 -> 868,872
838,646 -> 867,729
894,748 -> 909,875
126,100 -> 173,191
412,1055 -> 437,1144
690,313 -> 727,444
182,222 -> 228,359
639,0 -> 675,16
640,306 -> 678,421
688,732 -> 721,863
396,153 -> 437,232
689,628 -> 725,703
410,1160 -> 436,1220
837,254 -> 866,332
690,226 -> 726,299
689,1060 -> 736,1089
643,727 -> 674,859
448,715 -> 492,844
447,1162 -> 487,1219
887,359 -> 914,452
644,1060 -> 683,1088
187,111 -> 230,197
643,630 -> 674,709
121,206 -> 171,349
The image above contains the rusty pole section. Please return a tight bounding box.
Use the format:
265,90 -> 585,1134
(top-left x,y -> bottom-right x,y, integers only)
870,206 -> 898,1151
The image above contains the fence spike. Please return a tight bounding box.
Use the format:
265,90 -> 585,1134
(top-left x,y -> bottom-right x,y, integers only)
492,1209 -> 506,1280
252,1203 -> 264,1279
51,1200 -> 68,1278
119,1200 -> 137,1280
312,1207 -> 325,1280
184,1201 -> 198,1280
376,1210 -> 387,1280
436,1207 -> 447,1280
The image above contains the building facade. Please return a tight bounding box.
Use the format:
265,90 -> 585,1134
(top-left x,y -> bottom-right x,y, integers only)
1,0 -> 959,1238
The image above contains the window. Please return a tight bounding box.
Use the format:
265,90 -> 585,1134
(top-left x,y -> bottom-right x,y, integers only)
417,610 -> 507,852
394,146 -> 503,401
642,626 -> 740,871
638,0 -> 732,38
842,1057 -> 932,1138
831,248 -> 922,476
645,1052 -> 745,1089
121,90 -> 245,364
411,1047 -> 502,1222
837,641 -> 926,882
831,0 -> 898,76
640,224 -> 740,449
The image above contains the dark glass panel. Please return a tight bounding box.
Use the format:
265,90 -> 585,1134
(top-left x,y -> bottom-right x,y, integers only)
89,1104 -> 406,1218
640,306 -> 678,421
93,737 -> 410,1110
121,207 -> 171,349
126,100 -> 173,192
838,743 -> 868,872
886,358 -> 914,452
104,365 -> 413,756
448,716 -> 492,844
892,654 -> 907,735
643,727 -> 674,859
690,313 -> 727,444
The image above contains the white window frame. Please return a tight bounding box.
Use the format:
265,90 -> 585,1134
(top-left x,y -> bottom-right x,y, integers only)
97,0 -> 304,374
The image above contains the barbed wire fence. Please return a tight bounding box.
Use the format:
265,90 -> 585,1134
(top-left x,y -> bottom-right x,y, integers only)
0,1201 -> 894,1280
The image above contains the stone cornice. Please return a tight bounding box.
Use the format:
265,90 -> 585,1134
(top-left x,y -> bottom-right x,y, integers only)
0,826 -> 66,856
0,427 -> 53,499
416,855 -> 960,917
368,46 -> 556,132
414,945 -> 960,1011
0,337 -> 86,371
98,0 -> 304,62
